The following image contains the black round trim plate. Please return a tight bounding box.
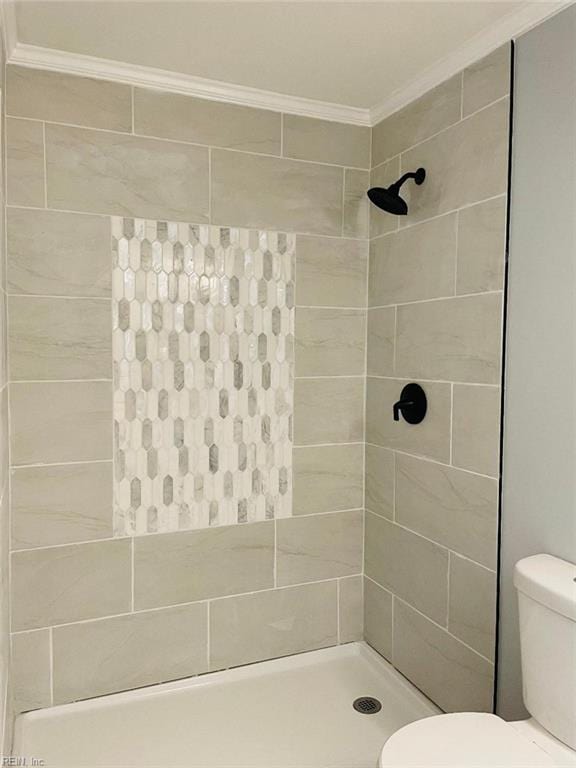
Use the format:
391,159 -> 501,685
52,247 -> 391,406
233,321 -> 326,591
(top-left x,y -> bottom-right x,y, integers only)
394,383 -> 427,424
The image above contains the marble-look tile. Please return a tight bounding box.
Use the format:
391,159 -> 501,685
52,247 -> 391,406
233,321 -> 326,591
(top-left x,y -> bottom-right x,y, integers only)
11,462 -> 113,550
339,575 -> 363,643
10,381 -> 112,466
7,208 -> 111,298
9,296 -> 111,381
134,521 -> 274,609
211,149 -> 343,236
210,581 -> 338,670
283,115 -> 370,168
463,45 -> 511,117
295,307 -> 366,376
45,124 -> 209,221
293,444 -> 363,515
449,554 -> 497,660
295,235 -> 367,307
11,630 -> 51,713
370,156 -> 400,239
457,196 -> 506,295
452,384 -> 501,477
365,512 -> 449,625
369,214 -> 457,306
395,454 -> 498,570
134,88 -> 281,154
294,378 -> 364,445
6,118 -> 44,208
53,603 -> 208,704
276,510 -> 363,586
343,169 -> 370,238
393,598 -> 494,712
395,293 -> 502,384
367,307 -> 395,376
366,378 -> 451,462
7,65 -> 132,131
11,538 -> 131,631
364,577 -> 393,661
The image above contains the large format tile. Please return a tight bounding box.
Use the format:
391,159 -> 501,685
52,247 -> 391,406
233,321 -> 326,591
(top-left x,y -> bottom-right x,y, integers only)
343,168 -> 370,239
7,118 -> 44,207
283,115 -> 370,168
449,554 -> 497,660
53,603 -> 208,704
395,293 -> 502,384
367,307 -> 395,376
11,462 -> 113,550
365,443 -> 394,519
11,381 -> 112,466
294,378 -> 364,445
7,208 -> 111,297
452,384 -> 501,477
365,512 -> 449,624
11,538 -> 131,631
134,88 -> 281,154
7,65 -> 132,131
211,149 -> 342,235
295,307 -> 365,376
293,444 -> 363,515
457,196 -> 506,295
295,236 -> 367,307
276,510 -> 363,586
339,575 -> 363,643
393,598 -> 494,713
45,124 -> 209,221
210,581 -> 338,669
463,45 -> 511,117
9,296 -> 111,381
12,630 -> 51,713
134,521 -> 274,609
370,156 -> 400,239
364,577 -> 393,661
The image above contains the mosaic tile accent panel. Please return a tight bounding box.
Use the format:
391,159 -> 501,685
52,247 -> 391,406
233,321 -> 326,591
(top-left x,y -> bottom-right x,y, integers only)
112,218 -> 295,535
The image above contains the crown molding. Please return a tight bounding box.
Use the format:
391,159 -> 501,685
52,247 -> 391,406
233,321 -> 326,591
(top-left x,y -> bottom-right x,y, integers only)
0,0 -> 17,60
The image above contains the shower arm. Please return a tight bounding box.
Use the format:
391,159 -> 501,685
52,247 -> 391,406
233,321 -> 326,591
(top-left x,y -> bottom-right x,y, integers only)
388,171 -> 422,194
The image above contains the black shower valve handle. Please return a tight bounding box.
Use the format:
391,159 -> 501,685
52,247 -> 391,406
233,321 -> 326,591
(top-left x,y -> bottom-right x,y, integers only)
393,398 -> 415,422
392,383 -> 428,425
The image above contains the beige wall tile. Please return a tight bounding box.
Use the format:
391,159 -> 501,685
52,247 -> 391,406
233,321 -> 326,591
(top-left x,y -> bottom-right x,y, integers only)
367,307 -> 395,376
395,293 -> 502,384
11,381 -> 112,466
134,88 -> 281,154
393,598 -> 494,712
396,454 -> 498,569
212,149 -> 342,235
46,124 -> 209,221
452,384 -> 501,477
293,444 -> 363,515
365,512 -> 448,624
457,196 -> 506,295
295,235 -> 367,307
369,214 -> 457,306
449,554 -> 497,661
370,156 -> 400,239
12,538 -> 131,631
364,577 -> 393,660
7,208 -> 111,298
343,169 -> 370,238
12,630 -> 51,712
53,603 -> 208,704
7,118 -> 44,208
277,510 -> 363,586
294,377 -> 364,445
295,307 -> 366,376
9,296 -> 112,381
365,443 -> 394,519
7,66 -> 132,132
210,581 -> 338,669
11,462 -> 113,550
283,115 -> 370,168
134,521 -> 274,609
339,575 -> 363,643
366,378 -> 451,462
400,99 -> 509,225
372,75 -> 461,166
463,45 -> 511,118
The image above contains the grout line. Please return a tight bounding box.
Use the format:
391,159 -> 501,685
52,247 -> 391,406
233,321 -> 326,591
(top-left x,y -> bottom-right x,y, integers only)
42,120 -> 48,208
364,443 -> 498,481
10,378 -> 113,385
453,209 -> 460,295
49,626 -> 54,706
392,450 -> 397,522
460,71 -> 465,121
366,373 -> 500,388
280,113 -> 284,157
11,458 -> 113,471
207,146 -> 212,224
7,293 -> 112,302
447,550 -> 452,628
273,518 -> 277,588
368,288 -> 503,310
130,85 -> 135,134
340,166 -> 346,238
294,374 -> 364,380
206,601 -> 211,670
449,382 -> 454,465
130,537 -> 135,612
336,578 -> 341,644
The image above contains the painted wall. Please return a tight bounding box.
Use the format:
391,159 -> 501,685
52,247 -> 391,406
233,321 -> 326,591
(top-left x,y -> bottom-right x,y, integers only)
363,46 -> 510,713
497,5 -> 576,720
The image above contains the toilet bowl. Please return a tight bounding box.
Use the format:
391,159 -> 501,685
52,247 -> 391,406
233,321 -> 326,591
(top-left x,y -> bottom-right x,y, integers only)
379,554 -> 576,766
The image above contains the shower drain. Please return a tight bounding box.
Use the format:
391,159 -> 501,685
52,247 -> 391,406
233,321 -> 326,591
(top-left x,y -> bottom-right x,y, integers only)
352,696 -> 382,714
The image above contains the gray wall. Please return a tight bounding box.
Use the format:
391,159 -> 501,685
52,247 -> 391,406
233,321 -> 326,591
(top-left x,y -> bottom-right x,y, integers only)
497,5 -> 576,720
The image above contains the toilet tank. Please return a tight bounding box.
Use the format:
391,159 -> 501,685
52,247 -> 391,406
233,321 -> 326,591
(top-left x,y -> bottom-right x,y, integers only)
514,554 -> 576,750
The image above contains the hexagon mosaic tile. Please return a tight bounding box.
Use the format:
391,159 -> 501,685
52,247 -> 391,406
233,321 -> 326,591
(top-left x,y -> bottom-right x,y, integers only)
112,218 -> 295,535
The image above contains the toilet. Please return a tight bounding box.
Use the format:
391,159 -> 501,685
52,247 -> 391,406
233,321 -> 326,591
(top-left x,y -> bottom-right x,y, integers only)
379,554 -> 576,766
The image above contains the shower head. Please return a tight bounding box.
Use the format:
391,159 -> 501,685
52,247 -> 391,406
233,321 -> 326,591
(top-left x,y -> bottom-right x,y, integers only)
367,167 -> 426,216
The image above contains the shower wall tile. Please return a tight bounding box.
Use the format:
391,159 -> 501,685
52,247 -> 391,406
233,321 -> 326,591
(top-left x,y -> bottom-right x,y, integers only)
365,444 -> 394,519
45,124 -> 210,221
366,307 -> 395,376
343,168 -> 370,238
339,575 -> 363,643
210,580 -> 338,670
369,156 -> 400,239
282,115 -> 370,168
294,377 -> 364,445
6,66 -> 132,132
6,118 -> 45,208
293,444 -> 363,515
456,196 -> 506,295
53,602 -> 208,704
448,554 -> 497,660
463,45 -> 511,118
364,577 -> 393,661
295,308 -> 365,376
295,235 -> 367,307
452,384 -> 501,477
11,630 -> 51,713
134,88 -> 281,155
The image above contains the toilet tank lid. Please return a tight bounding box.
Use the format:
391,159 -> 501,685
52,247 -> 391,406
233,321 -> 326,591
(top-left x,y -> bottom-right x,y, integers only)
514,554 -> 576,621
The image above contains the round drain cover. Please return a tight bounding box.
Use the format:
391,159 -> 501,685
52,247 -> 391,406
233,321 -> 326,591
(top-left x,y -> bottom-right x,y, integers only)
353,696 -> 382,714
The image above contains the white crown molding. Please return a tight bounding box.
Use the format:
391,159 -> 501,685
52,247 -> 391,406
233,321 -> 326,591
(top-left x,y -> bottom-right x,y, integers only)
0,0 -> 17,60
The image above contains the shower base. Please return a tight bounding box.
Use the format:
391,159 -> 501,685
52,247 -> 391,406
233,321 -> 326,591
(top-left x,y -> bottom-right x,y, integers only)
13,642 -> 439,767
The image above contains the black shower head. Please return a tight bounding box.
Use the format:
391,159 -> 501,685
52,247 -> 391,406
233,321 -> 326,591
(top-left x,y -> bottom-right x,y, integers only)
367,167 -> 426,216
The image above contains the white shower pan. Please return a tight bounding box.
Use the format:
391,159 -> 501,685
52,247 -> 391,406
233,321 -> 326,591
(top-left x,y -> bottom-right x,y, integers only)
14,642 -> 439,768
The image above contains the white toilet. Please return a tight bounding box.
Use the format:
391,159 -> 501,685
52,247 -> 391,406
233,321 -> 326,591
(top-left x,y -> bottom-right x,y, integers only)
379,554 -> 576,766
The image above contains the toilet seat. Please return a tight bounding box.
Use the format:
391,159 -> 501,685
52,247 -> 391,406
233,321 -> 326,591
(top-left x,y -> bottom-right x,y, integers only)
379,713 -> 556,766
